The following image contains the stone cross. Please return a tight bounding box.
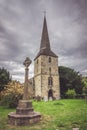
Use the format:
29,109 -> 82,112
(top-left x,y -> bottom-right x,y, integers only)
23,57 -> 32,100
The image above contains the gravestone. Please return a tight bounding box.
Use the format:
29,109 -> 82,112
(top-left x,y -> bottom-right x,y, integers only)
73,128 -> 79,130
8,57 -> 41,125
44,96 -> 48,102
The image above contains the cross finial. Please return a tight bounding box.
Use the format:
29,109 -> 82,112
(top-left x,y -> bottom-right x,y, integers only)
23,57 -> 32,68
44,11 -> 46,17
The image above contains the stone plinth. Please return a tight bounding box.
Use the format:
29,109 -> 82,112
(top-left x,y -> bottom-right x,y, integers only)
8,100 -> 41,126
8,112 -> 41,126
16,100 -> 34,115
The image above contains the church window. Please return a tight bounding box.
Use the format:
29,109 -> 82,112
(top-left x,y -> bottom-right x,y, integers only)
37,59 -> 38,64
48,77 -> 53,86
49,57 -> 51,62
49,67 -> 51,73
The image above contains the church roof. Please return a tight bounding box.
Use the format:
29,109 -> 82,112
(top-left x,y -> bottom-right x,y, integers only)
34,16 -> 58,60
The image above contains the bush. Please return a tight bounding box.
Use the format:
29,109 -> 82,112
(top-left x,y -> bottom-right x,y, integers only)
0,81 -> 23,108
1,93 -> 22,108
83,86 -> 87,95
66,89 -> 76,99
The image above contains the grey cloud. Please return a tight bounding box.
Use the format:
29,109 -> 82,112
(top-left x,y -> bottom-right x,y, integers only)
0,0 -> 87,82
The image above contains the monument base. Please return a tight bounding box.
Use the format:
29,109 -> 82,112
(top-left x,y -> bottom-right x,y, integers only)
8,100 -> 41,126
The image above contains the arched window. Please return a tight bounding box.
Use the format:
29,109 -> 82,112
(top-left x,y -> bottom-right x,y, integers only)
49,67 -> 51,73
49,57 -> 51,63
48,77 -> 53,86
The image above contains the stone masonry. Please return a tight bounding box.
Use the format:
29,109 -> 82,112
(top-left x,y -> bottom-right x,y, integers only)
34,16 -> 60,100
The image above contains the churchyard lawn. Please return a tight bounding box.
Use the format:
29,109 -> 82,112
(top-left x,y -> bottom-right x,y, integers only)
0,99 -> 87,130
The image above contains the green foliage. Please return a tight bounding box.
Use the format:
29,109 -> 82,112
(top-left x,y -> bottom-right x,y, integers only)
0,81 -> 23,108
59,66 -> 83,98
0,67 -> 11,93
83,86 -> 87,95
1,93 -> 22,108
82,77 -> 87,95
66,89 -> 76,98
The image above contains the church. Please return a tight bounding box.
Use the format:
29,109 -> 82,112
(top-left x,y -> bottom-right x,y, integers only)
30,16 -> 60,100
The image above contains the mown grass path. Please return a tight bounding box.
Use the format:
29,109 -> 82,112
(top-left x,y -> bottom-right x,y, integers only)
0,99 -> 87,130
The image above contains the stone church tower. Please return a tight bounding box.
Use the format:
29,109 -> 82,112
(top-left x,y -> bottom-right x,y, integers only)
34,16 -> 60,100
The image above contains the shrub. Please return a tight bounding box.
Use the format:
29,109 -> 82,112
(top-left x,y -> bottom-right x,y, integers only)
66,89 -> 76,99
1,93 -> 22,108
83,86 -> 87,101
83,86 -> 87,95
0,81 -> 23,108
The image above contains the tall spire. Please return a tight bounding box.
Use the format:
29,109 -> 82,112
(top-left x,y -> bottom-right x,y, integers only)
40,15 -> 50,50
34,15 -> 58,60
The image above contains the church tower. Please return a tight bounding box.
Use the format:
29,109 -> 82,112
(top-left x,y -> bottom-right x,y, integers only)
34,16 -> 60,100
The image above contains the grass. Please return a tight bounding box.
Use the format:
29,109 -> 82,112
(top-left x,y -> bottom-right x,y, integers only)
0,99 -> 87,130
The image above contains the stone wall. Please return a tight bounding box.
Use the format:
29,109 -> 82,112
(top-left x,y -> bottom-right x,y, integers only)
34,55 -> 60,100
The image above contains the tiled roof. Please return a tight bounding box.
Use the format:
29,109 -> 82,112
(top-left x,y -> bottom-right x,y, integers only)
34,16 -> 58,60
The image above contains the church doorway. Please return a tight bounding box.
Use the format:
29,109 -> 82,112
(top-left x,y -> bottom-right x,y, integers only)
48,89 -> 53,100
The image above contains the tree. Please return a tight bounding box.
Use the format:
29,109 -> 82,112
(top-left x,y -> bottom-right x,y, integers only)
59,66 -> 83,98
0,67 -> 11,93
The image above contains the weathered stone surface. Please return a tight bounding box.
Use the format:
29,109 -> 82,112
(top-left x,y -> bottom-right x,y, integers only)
8,111 -> 41,126
72,128 -> 79,130
17,100 -> 32,108
8,100 -> 41,125
34,55 -> 60,100
23,57 -> 32,100
16,108 -> 33,115
16,100 -> 33,115
8,57 -> 41,126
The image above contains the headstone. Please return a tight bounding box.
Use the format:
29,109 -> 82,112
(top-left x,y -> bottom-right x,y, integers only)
73,128 -> 79,130
49,97 -> 53,101
44,96 -> 48,102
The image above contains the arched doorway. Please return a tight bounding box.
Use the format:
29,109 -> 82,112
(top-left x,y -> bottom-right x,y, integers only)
48,89 -> 53,100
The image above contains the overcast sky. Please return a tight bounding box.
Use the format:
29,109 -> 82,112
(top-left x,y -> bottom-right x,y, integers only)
0,0 -> 87,82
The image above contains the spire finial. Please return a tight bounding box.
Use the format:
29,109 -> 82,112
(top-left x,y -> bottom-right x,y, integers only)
44,10 -> 46,17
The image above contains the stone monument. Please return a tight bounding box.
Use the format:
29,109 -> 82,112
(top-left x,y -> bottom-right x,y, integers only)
8,57 -> 41,126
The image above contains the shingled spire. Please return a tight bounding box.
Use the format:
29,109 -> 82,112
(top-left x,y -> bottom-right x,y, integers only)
40,15 -> 50,50
34,15 -> 57,60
